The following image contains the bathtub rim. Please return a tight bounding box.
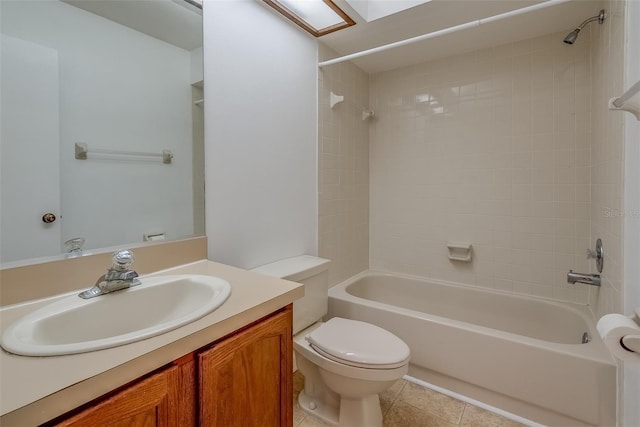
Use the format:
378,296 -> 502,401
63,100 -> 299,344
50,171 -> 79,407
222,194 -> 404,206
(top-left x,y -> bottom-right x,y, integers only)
328,269 -> 616,366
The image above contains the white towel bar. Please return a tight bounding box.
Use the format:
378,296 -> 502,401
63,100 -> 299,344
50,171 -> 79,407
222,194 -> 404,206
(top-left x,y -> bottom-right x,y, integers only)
75,142 -> 173,164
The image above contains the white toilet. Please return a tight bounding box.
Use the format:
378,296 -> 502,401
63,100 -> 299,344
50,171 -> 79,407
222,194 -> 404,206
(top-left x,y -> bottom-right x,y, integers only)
252,256 -> 410,427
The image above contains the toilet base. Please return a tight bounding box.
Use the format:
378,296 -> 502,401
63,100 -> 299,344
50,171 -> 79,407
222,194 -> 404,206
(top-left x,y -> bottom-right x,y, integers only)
298,389 -> 339,426
298,390 -> 383,427
339,394 -> 383,427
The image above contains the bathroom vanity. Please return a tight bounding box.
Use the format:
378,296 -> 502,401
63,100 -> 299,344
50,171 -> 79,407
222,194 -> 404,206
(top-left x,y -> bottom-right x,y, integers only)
48,306 -> 292,426
0,260 -> 303,426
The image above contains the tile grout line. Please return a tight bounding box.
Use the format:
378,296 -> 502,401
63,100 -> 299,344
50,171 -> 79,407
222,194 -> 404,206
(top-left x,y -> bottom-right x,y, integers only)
383,379 -> 407,418
458,403 -> 471,426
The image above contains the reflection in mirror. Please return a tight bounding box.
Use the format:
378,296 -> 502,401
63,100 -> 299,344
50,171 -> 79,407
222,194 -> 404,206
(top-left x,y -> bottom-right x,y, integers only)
0,0 -> 204,265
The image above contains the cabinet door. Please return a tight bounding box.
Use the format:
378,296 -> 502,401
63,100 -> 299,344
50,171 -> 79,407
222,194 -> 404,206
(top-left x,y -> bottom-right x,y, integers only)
53,362 -> 189,427
199,306 -> 293,427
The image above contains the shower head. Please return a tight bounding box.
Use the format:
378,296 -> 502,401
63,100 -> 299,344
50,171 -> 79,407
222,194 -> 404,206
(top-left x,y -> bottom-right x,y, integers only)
563,29 -> 580,45
563,9 -> 606,45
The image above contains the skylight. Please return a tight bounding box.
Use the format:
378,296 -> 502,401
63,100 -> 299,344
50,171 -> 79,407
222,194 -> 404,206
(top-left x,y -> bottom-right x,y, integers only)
262,0 -> 355,37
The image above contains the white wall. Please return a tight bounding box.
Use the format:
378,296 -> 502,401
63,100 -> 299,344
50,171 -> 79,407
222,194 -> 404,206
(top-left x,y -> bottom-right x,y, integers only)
203,0 -> 318,269
622,1 -> 640,424
1,1 -> 195,257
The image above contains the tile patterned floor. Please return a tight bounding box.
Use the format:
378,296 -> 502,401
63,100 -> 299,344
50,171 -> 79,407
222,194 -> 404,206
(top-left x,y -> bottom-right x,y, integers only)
293,371 -> 526,427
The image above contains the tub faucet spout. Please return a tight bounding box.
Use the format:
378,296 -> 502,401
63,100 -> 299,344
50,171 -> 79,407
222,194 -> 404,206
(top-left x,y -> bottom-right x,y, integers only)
567,270 -> 601,287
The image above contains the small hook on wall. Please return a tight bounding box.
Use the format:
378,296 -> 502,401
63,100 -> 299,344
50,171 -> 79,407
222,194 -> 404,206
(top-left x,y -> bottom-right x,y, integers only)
362,108 -> 374,120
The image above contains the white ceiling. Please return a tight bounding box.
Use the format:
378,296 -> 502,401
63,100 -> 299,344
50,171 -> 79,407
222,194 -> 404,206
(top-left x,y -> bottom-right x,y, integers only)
63,0 -> 604,73
320,0 -> 605,73
63,0 -> 202,51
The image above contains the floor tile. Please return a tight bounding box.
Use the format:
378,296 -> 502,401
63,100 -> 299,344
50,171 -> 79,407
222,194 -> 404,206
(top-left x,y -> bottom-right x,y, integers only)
379,378 -> 407,416
297,415 -> 333,427
294,404 -> 307,426
294,372 -> 527,427
460,404 -> 525,427
396,381 -> 466,425
384,399 -> 458,427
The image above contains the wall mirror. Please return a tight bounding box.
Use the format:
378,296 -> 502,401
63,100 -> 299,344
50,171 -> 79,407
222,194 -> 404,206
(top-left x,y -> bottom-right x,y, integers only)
0,0 -> 204,265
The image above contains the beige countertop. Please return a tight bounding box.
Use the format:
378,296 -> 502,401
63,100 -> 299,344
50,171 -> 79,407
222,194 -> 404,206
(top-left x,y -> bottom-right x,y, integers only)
0,259 -> 304,426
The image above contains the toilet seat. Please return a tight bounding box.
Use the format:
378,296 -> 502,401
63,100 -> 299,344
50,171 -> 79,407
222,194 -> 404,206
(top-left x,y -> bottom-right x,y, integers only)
305,317 -> 410,369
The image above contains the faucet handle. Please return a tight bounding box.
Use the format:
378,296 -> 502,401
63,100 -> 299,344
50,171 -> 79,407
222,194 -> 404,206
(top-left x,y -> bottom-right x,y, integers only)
112,249 -> 135,270
586,238 -> 604,273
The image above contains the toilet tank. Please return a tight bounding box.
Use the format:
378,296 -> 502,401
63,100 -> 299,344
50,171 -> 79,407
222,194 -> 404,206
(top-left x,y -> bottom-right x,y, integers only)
252,256 -> 330,334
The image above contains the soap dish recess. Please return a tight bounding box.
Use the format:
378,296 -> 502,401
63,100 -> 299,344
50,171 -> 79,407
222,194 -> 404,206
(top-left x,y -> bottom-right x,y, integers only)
448,242 -> 472,262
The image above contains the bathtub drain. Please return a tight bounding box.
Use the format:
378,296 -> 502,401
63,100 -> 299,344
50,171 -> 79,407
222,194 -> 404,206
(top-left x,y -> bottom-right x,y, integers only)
582,332 -> 591,344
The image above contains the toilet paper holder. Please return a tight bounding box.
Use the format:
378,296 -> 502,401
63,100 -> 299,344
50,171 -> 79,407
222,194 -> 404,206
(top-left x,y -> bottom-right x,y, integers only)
627,309 -> 640,353
597,310 -> 640,361
621,335 -> 640,353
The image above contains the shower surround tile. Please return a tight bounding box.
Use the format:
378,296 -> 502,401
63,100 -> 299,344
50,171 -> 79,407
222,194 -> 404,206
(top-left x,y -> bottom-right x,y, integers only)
369,30 -> 594,304
318,44 -> 370,286
317,4 -> 625,313
588,0 -> 626,317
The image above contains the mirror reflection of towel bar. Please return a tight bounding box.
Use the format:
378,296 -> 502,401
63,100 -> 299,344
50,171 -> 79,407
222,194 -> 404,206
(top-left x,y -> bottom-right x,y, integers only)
74,142 -> 173,164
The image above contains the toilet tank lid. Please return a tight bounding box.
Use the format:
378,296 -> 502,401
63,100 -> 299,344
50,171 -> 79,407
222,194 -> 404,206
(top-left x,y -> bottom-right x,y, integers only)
251,255 -> 330,281
306,317 -> 410,367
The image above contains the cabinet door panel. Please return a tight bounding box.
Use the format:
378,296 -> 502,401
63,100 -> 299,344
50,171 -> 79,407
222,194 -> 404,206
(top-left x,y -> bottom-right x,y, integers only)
199,307 -> 293,427
109,411 -> 157,427
53,364 -> 180,427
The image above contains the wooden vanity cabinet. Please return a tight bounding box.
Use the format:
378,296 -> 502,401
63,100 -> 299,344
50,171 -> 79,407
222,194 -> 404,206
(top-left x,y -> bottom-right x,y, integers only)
47,305 -> 292,427
198,305 -> 293,427
50,358 -> 195,427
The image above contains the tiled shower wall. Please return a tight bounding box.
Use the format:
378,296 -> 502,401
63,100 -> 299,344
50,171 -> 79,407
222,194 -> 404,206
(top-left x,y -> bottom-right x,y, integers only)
590,0 -> 626,317
318,45 -> 370,286
369,31 -> 594,304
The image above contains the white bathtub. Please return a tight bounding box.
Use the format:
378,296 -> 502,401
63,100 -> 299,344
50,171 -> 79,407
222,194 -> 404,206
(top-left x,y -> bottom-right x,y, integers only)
328,271 -> 616,427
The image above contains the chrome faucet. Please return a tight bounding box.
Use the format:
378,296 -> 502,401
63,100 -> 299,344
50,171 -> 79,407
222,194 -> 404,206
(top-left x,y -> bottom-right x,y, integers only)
567,270 -> 601,287
567,239 -> 604,287
78,249 -> 141,299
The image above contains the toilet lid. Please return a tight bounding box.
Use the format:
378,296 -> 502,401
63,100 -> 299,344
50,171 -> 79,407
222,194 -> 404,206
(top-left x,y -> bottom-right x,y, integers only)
306,317 -> 410,369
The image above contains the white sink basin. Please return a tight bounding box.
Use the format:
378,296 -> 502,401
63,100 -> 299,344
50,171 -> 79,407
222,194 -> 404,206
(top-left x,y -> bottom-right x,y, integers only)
1,274 -> 231,356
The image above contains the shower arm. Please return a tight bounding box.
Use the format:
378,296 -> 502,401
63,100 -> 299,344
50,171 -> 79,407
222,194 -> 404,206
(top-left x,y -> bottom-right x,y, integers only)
574,10 -> 606,32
